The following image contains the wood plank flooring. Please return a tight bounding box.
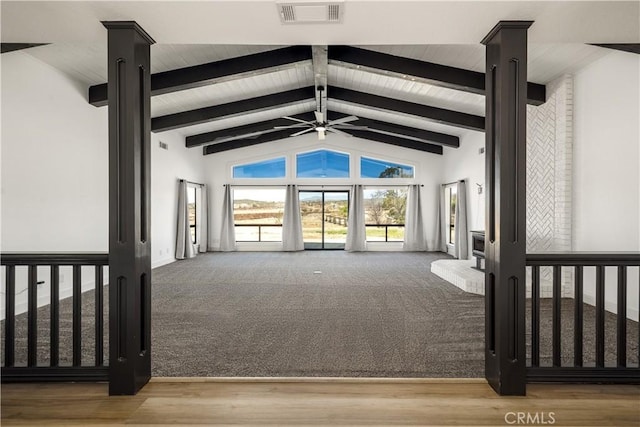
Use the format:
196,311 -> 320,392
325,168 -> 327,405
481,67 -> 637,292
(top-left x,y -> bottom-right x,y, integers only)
2,378 -> 639,426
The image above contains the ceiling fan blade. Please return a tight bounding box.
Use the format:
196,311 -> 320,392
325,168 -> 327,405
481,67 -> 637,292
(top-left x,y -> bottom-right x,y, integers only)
318,129 -> 326,140
314,110 -> 324,123
283,116 -> 314,125
213,129 -> 274,144
327,115 -> 358,126
331,124 -> 369,130
327,128 -> 352,137
291,128 -> 315,137
273,124 -> 310,129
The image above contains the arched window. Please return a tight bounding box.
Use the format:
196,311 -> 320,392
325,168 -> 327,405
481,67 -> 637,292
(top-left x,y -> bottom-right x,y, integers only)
296,149 -> 350,178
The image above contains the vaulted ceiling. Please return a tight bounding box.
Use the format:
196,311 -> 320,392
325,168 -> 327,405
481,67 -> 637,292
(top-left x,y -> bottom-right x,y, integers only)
2,1 -> 638,155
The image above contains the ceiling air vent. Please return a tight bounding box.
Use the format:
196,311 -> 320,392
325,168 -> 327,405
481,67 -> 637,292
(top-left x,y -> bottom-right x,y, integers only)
277,2 -> 344,24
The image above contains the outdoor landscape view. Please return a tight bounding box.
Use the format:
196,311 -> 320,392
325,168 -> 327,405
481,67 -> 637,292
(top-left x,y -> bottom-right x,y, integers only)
232,188 -> 408,243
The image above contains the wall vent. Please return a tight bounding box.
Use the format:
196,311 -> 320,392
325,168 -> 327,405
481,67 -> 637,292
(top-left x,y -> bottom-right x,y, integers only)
277,2 -> 344,24
159,141 -> 168,150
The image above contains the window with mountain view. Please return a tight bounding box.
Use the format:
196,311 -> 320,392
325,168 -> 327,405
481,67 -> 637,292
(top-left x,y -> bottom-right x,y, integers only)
233,157 -> 286,178
360,157 -> 414,178
233,188 -> 286,242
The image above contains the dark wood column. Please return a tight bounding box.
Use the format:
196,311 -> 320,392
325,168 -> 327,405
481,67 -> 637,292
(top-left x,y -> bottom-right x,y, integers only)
481,21 -> 532,396
104,21 -> 154,396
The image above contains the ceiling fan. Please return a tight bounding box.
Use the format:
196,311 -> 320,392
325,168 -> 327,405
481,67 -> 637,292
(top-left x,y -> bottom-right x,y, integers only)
276,86 -> 367,140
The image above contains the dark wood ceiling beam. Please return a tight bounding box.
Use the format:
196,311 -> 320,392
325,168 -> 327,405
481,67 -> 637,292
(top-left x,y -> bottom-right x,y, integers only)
1,43 -> 49,54
188,110 -> 459,148
328,45 -> 546,106
186,112 -> 316,147
203,129 -> 296,155
89,45 -> 312,107
347,130 -> 443,155
326,111 -> 459,147
330,86 -> 485,132
591,44 -> 640,54
151,86 -> 316,132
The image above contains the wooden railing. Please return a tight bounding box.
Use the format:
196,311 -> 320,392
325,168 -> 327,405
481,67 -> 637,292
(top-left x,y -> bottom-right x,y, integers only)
525,252 -> 640,383
235,224 -> 283,242
1,253 -> 109,382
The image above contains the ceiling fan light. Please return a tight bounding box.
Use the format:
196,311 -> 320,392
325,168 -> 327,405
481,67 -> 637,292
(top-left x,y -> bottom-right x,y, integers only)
315,126 -> 326,132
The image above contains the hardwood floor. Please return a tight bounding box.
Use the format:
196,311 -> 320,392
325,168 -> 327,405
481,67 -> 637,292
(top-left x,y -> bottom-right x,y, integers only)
1,378 -> 639,426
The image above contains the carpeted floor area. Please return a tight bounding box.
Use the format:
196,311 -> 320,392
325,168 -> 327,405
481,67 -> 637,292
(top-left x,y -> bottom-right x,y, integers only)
3,251 -> 638,377
151,251 -> 485,377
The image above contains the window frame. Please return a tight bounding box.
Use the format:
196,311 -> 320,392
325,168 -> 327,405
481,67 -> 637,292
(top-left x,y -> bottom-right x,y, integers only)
232,187 -> 286,243
363,187 -> 408,243
232,156 -> 287,179
187,185 -> 198,244
445,184 -> 457,247
295,149 -> 351,179
359,156 -> 415,179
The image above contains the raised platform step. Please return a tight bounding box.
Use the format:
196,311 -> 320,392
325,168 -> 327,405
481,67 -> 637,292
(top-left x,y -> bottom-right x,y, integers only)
431,259 -> 485,295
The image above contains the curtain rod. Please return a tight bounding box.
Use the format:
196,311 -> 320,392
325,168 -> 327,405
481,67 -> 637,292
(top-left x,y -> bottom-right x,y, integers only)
441,179 -> 465,186
179,179 -> 205,187
223,184 -> 424,188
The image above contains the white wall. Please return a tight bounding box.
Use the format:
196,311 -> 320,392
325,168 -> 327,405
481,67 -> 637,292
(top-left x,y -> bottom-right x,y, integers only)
151,132 -> 205,267
0,51 -> 205,317
203,132 -> 444,251
1,51 -> 109,252
441,131 -> 486,259
573,51 -> 640,320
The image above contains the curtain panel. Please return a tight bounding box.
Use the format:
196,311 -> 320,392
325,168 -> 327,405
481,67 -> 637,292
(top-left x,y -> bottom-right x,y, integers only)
403,184 -> 427,251
219,185 -> 237,252
345,185 -> 367,252
175,180 -> 197,259
282,184 -> 304,251
454,180 -> 469,259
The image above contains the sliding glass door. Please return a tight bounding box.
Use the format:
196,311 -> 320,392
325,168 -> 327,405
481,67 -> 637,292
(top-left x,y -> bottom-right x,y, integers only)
299,191 -> 349,249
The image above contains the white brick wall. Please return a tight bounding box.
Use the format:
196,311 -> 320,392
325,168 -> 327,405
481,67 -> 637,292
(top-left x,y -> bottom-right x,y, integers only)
526,75 -> 574,296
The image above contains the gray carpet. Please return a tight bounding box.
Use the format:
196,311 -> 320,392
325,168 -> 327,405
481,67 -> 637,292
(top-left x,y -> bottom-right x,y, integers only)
151,252 -> 484,377
2,251 -> 638,378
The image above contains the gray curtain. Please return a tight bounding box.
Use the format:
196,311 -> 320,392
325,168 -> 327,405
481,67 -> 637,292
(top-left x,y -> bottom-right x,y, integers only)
175,180 -> 196,259
282,185 -> 304,251
198,184 -> 209,253
345,185 -> 367,252
403,184 -> 427,251
219,185 -> 237,252
436,184 -> 447,252
454,180 -> 469,259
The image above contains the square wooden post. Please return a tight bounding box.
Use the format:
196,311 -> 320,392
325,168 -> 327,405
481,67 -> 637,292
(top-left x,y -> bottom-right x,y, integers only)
104,21 -> 154,396
481,21 -> 532,396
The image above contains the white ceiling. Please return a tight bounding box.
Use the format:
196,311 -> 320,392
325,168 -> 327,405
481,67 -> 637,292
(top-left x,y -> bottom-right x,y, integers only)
2,1 -> 637,151
2,1 -> 638,45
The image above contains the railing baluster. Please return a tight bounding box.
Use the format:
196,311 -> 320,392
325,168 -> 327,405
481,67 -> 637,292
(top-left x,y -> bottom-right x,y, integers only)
1,253 -> 109,383
552,266 -> 561,367
50,265 -> 59,366
574,266 -> 583,367
4,265 -> 16,367
72,265 -> 82,367
531,265 -> 540,367
27,265 -> 38,367
595,265 -> 605,368
616,266 -> 627,367
95,265 -> 104,366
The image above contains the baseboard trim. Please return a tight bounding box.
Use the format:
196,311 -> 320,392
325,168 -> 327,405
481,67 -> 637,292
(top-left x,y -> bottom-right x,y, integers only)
152,257 -> 176,269
149,377 -> 488,384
